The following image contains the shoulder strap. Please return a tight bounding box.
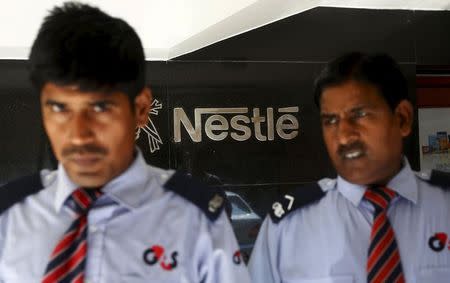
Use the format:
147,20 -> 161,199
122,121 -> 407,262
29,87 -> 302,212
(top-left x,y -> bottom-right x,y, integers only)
0,173 -> 44,214
428,170 -> 450,189
163,171 -> 226,221
270,182 -> 325,223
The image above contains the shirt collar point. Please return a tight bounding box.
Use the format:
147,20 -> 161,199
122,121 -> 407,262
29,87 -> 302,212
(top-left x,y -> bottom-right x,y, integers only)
100,151 -> 150,209
337,176 -> 366,207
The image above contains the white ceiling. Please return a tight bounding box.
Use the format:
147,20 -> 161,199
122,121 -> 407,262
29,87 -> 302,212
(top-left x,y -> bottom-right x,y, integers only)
0,0 -> 449,60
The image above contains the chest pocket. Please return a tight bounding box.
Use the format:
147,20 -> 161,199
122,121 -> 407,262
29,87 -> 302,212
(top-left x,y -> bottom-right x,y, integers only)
418,267 -> 450,282
289,276 -> 353,283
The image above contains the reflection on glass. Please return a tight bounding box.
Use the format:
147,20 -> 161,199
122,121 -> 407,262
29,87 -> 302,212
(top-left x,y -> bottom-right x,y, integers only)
229,195 -> 252,215
226,191 -> 262,263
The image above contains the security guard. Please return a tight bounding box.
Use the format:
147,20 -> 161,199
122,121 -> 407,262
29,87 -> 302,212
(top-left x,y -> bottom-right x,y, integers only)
0,2 -> 250,283
248,52 -> 450,283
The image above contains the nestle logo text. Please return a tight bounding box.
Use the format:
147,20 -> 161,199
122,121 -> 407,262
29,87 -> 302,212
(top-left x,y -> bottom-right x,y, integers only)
173,107 -> 299,142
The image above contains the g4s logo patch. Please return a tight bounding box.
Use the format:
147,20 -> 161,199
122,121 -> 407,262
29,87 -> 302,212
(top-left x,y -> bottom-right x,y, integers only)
428,232 -> 450,252
233,250 -> 242,265
143,245 -> 178,271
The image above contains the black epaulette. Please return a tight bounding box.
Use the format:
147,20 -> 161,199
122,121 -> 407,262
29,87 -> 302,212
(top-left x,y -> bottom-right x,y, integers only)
163,171 -> 226,221
0,173 -> 44,214
428,170 -> 450,189
270,183 -> 325,223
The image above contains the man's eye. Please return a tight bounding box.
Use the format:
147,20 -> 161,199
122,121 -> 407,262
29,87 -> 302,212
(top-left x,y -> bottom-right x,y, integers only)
322,116 -> 338,126
354,110 -> 368,118
93,102 -> 109,112
50,103 -> 65,113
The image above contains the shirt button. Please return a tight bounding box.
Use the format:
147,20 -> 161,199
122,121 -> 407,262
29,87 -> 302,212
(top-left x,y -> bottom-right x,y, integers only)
89,225 -> 98,233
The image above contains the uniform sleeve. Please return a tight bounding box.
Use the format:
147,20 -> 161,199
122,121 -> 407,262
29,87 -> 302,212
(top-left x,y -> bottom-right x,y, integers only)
0,213 -> 7,282
196,210 -> 251,283
248,216 -> 282,283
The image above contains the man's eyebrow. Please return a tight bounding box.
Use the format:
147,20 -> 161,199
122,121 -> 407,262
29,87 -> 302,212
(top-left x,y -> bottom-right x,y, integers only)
349,106 -> 366,113
44,99 -> 63,106
320,111 -> 335,116
320,113 -> 336,119
88,99 -> 115,106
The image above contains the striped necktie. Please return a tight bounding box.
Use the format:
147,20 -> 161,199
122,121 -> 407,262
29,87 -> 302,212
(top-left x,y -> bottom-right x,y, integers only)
42,188 -> 102,283
364,187 -> 405,283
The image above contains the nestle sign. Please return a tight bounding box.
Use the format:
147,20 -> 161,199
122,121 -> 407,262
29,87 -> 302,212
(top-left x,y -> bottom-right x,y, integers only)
174,107 -> 299,142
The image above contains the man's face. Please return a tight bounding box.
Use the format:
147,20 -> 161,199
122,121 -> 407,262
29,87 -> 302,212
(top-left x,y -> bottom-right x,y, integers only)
41,82 -> 150,188
320,80 -> 412,186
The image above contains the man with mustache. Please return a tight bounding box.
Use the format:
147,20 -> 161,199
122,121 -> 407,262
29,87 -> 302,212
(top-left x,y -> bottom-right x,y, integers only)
0,2 -> 250,283
248,52 -> 450,282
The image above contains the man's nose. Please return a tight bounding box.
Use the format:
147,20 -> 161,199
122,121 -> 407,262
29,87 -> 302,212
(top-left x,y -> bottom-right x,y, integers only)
336,118 -> 359,145
69,112 -> 94,145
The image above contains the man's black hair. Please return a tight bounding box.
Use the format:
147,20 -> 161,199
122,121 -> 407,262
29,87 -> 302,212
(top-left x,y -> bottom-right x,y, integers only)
313,52 -> 409,111
29,2 -> 145,100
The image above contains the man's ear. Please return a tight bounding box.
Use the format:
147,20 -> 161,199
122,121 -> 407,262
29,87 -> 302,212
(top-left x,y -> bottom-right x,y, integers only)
134,87 -> 152,128
394,99 -> 414,138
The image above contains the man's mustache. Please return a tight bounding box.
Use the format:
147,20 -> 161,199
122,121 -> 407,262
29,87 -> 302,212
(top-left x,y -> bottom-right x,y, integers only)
337,141 -> 366,158
62,144 -> 108,157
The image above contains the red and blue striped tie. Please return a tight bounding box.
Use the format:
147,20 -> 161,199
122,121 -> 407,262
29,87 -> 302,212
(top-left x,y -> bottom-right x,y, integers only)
364,187 -> 405,283
43,188 -> 102,283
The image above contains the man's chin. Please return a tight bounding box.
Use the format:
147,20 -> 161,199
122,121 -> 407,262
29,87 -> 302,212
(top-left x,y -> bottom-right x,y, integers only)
336,165 -> 374,186
67,171 -> 108,188
340,174 -> 373,186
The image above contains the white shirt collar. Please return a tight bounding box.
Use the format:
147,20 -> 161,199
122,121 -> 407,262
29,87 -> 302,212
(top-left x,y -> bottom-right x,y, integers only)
54,149 -> 152,212
101,151 -> 151,210
54,163 -> 79,212
335,157 -> 419,207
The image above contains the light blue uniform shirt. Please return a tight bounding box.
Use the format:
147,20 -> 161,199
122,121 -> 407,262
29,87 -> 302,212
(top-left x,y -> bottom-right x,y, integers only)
0,152 -> 250,283
248,159 -> 450,283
